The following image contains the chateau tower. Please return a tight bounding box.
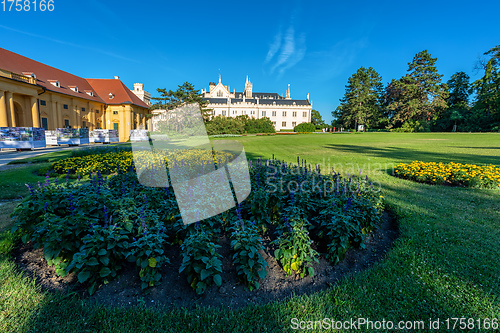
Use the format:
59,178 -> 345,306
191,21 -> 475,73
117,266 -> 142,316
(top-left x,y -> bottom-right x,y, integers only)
244,75 -> 253,98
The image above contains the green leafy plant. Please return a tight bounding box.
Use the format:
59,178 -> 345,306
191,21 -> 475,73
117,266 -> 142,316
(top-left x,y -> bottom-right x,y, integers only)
230,220 -> 267,291
273,218 -> 318,278
68,223 -> 131,295
179,228 -> 222,294
126,225 -> 169,289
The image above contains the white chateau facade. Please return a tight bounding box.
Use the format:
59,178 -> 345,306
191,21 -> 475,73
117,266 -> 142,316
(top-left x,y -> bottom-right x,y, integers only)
202,76 -> 312,131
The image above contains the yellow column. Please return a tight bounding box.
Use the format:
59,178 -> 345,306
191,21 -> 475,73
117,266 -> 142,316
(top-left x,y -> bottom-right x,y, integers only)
90,108 -> 95,130
74,104 -> 80,128
30,96 -> 40,127
57,102 -> 63,128
6,92 -> 16,127
125,106 -> 131,141
0,90 -> 7,127
70,100 -> 75,128
51,101 -> 58,130
6,92 -> 17,127
106,107 -> 112,130
142,113 -> 146,129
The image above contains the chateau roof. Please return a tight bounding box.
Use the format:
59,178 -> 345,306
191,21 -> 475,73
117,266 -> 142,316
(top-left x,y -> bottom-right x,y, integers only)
85,79 -> 149,108
203,97 -> 311,106
0,47 -> 104,103
0,47 -> 148,109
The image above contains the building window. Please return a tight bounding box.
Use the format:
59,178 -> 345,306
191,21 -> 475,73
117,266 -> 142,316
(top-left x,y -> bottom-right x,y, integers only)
282,121 -> 286,127
41,118 -> 48,130
222,110 -> 226,116
262,111 -> 266,117
113,111 -> 119,115
82,107 -> 86,112
82,121 -> 87,128
272,111 -> 276,117
292,122 -> 297,127
96,122 -> 101,129
282,111 -> 287,117
243,110 -> 246,115
64,119 -> 70,127
113,123 -> 119,131
217,91 -> 223,97
303,112 -> 307,118
96,109 -> 99,113
292,112 -> 297,117
63,104 -> 68,109
40,100 -> 46,106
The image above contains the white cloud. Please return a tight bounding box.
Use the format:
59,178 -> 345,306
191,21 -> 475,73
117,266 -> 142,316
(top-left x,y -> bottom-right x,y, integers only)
265,31 -> 282,64
265,26 -> 306,77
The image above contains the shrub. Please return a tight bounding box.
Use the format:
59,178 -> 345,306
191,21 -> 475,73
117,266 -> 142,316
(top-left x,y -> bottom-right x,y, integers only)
293,122 -> 316,132
205,115 -> 245,135
238,116 -> 275,134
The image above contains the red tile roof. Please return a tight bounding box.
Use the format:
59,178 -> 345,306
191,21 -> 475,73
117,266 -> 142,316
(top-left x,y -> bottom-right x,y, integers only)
0,48 -> 148,109
86,79 -> 149,108
0,47 -> 104,103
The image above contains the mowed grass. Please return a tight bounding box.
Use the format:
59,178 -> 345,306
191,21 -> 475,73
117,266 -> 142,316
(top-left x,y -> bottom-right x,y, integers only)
0,164 -> 50,200
0,132 -> 499,332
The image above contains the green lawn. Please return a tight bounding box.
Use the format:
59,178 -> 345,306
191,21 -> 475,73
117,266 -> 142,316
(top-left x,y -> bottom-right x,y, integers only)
0,133 -> 499,332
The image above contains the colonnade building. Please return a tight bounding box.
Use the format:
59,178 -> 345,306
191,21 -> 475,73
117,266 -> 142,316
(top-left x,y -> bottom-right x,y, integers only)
0,47 -> 150,142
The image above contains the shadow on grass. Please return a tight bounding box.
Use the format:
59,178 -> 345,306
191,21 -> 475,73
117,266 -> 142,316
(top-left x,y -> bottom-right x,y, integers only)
322,144 -> 500,165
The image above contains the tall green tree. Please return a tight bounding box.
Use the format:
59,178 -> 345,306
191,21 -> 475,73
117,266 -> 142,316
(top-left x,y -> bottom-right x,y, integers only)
447,71 -> 471,108
333,66 -> 384,130
386,50 -> 448,131
151,82 -> 212,122
434,71 -> 470,131
471,45 -> 500,131
311,109 -> 325,127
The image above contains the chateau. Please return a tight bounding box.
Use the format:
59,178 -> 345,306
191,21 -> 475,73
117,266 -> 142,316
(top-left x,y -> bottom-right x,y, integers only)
0,48 -> 150,142
202,76 -> 312,131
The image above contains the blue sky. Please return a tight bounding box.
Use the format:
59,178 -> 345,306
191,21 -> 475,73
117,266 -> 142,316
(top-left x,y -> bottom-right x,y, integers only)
1,0 -> 499,123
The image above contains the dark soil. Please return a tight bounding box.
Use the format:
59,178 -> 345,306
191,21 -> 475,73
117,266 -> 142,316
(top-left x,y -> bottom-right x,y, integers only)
13,213 -> 399,310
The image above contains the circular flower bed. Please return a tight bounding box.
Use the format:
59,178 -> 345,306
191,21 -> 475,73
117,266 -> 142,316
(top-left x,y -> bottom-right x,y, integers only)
393,161 -> 500,188
12,155 -> 384,295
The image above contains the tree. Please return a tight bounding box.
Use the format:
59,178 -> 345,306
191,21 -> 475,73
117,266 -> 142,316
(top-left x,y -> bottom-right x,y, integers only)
470,45 -> 500,131
151,82 -> 212,122
434,71 -> 470,131
333,67 -> 384,130
387,50 -> 448,131
446,71 -> 471,108
311,109 -> 325,127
